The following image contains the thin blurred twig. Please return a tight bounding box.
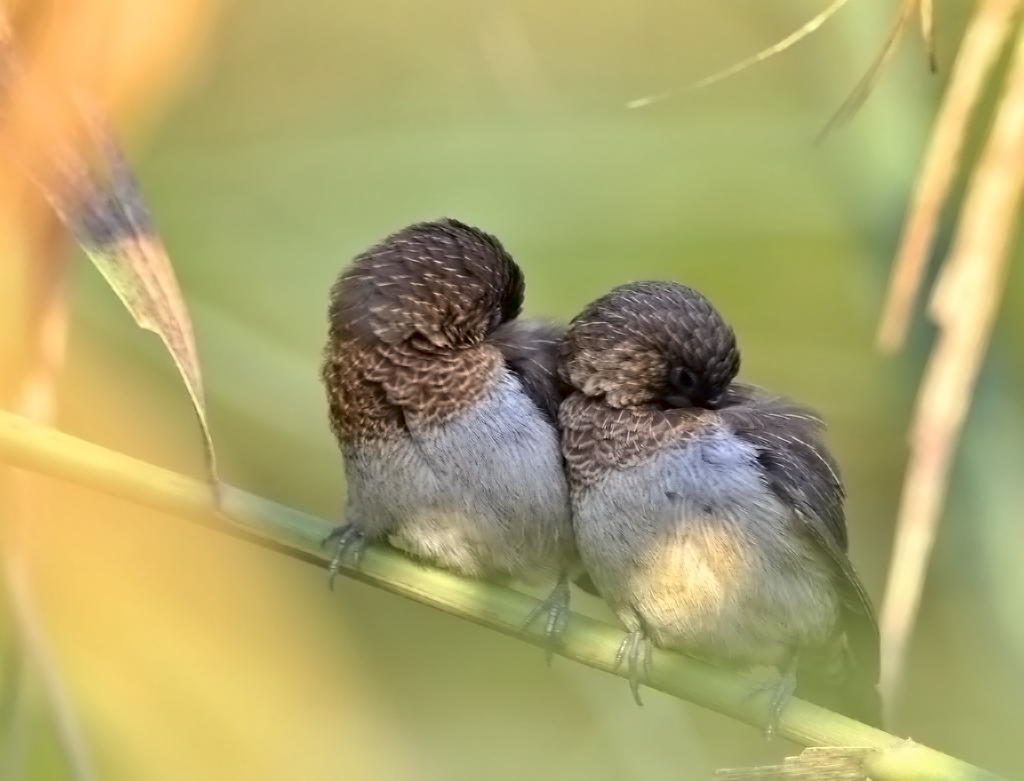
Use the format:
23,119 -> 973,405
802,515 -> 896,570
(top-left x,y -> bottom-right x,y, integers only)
922,0 -> 938,73
819,0 -> 923,138
879,1 -> 1024,708
626,0 -> 852,109
2,217 -> 98,780
6,546 -> 97,781
626,0 -> 935,132
0,409 -> 1007,781
0,636 -> 29,780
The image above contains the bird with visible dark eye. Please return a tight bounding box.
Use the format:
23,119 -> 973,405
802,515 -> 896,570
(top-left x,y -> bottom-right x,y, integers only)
558,280 -> 881,736
321,218 -> 578,657
668,365 -> 697,394
665,364 -> 722,409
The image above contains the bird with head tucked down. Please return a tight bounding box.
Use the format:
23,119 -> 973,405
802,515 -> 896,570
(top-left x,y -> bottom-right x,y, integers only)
558,281 -> 881,734
321,219 -> 576,652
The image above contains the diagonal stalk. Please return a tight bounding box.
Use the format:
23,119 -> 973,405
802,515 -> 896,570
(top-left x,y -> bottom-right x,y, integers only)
0,408 -> 1006,781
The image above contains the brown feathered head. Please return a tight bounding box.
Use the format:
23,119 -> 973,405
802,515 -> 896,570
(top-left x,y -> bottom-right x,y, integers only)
328,218 -> 524,351
560,281 -> 740,409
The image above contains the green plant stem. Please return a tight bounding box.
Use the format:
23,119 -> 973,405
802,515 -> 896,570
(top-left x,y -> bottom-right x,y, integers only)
0,408 -> 1005,781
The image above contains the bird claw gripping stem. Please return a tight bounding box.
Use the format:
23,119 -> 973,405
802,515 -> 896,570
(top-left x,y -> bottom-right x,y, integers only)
615,630 -> 653,706
745,657 -> 798,740
521,573 -> 572,664
323,524 -> 370,588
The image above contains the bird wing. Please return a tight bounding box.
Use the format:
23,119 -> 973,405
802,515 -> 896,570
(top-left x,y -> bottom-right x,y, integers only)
718,386 -> 882,724
491,319 -> 570,426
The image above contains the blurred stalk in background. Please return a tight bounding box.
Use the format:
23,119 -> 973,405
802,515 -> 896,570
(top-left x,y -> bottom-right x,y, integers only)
873,0 -> 1024,714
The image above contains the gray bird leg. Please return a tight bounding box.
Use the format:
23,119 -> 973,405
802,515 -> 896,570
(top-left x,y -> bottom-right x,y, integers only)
746,653 -> 798,740
522,571 -> 571,663
323,524 -> 371,588
614,629 -> 653,706
765,655 -> 798,740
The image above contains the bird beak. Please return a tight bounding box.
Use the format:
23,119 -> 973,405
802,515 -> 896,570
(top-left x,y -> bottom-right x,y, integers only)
664,391 -> 722,410
663,393 -> 695,409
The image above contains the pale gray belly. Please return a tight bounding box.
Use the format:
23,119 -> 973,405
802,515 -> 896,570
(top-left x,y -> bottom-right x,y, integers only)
573,431 -> 838,666
344,373 -> 574,580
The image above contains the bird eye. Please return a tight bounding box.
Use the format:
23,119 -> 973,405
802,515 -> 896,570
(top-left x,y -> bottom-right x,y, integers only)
669,365 -> 697,392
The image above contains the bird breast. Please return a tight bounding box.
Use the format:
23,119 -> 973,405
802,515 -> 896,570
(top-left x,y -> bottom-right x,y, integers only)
573,428 -> 838,666
344,370 -> 575,580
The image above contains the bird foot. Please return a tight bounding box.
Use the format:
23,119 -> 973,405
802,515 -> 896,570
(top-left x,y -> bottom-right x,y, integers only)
614,630 -> 652,706
746,665 -> 797,740
521,574 -> 571,664
322,524 -> 370,588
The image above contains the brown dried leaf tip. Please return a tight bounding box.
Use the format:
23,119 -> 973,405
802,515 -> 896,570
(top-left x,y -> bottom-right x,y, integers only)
46,111 -> 220,496
0,7 -> 219,496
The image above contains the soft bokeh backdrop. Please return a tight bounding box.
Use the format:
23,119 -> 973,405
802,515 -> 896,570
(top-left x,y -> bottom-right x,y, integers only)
6,1 -> 1024,779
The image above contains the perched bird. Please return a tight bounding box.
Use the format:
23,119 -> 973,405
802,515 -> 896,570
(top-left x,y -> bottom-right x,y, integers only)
558,281 -> 881,733
321,218 -> 576,650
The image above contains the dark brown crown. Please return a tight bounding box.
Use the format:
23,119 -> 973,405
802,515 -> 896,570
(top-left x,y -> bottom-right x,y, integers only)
323,219 -> 530,440
328,218 -> 524,350
560,281 -> 740,408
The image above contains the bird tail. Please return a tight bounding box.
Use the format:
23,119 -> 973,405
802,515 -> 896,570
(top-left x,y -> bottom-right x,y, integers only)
795,647 -> 883,728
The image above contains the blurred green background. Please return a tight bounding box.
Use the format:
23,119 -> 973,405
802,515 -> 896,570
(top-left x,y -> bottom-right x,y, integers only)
16,0 -> 1024,778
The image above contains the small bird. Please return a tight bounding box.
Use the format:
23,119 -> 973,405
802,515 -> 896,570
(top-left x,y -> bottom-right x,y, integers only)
321,218 -> 576,651
558,281 -> 881,733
